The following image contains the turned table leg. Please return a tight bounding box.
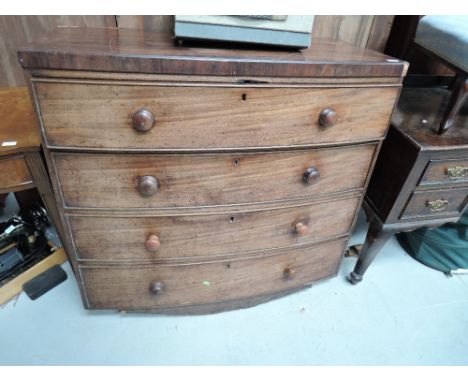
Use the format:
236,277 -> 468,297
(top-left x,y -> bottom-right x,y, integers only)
349,217 -> 393,285
438,74 -> 468,135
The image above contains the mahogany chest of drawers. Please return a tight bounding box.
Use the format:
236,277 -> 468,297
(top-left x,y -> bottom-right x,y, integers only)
19,27 -> 407,313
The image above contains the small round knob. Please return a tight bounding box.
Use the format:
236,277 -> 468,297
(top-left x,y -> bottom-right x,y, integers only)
318,108 -> 337,127
149,281 -> 166,296
137,175 -> 159,197
283,267 -> 296,280
145,234 -> 161,252
303,167 -> 320,185
132,108 -> 155,132
292,220 -> 309,236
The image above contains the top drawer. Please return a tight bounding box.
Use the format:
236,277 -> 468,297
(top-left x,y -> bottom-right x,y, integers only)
419,158 -> 468,187
34,81 -> 399,150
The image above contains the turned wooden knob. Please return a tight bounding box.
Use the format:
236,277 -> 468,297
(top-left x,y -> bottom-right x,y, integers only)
292,220 -> 309,236
132,108 -> 155,132
137,175 -> 159,196
145,234 -> 161,252
149,281 -> 166,296
318,108 -> 337,127
303,167 -> 320,185
283,267 -> 296,280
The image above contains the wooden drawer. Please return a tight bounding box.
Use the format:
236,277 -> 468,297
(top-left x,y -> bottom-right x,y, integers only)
68,195 -> 359,262
419,158 -> 468,187
53,144 -> 374,209
79,239 -> 346,310
34,81 -> 398,150
0,155 -> 33,191
401,188 -> 468,220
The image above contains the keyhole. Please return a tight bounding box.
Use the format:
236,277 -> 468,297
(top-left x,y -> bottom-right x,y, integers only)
229,216 -> 235,223
233,158 -> 240,167
241,93 -> 247,101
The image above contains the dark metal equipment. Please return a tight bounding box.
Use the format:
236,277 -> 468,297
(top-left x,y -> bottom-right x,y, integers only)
0,204 -> 53,283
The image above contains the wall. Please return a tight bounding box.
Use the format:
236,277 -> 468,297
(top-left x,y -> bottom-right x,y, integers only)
0,15 -> 394,87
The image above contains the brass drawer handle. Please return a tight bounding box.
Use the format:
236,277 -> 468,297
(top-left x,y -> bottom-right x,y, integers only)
446,166 -> 468,180
426,199 -> 449,212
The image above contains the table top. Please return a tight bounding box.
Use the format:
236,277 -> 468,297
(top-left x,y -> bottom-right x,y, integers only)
0,87 -> 41,155
18,27 -> 408,79
392,87 -> 468,151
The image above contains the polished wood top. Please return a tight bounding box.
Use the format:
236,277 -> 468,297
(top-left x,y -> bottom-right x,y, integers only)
18,27 -> 408,78
392,87 -> 468,151
0,87 -> 41,155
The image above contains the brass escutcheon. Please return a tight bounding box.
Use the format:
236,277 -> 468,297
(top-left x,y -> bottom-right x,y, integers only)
446,166 -> 468,180
426,199 -> 449,212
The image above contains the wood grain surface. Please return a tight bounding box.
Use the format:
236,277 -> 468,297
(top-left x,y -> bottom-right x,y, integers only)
1,16 -> 398,87
365,124 -> 422,223
119,16 -> 392,52
0,155 -> 33,191
29,70 -> 403,84
312,16 -> 374,48
68,196 -> 359,262
0,87 -> 40,155
392,87 -> 468,150
52,145 -> 375,209
79,239 -> 346,310
18,27 -> 407,78
365,16 -> 395,52
0,16 -> 116,86
35,81 -> 398,150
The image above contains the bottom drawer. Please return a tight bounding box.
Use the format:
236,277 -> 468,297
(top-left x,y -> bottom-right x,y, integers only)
401,188 -> 468,219
80,239 -> 346,310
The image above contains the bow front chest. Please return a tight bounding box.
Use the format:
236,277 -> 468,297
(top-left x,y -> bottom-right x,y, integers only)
19,27 -> 407,313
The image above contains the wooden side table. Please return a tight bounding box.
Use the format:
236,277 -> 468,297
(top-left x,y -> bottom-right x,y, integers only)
349,86 -> 468,284
0,87 -> 66,304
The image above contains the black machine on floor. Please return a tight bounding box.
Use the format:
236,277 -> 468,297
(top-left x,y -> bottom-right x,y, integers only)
0,204 -> 53,283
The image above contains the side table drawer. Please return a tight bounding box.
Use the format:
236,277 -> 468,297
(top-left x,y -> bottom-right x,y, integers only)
419,158 -> 468,187
401,188 -> 468,220
0,155 -> 33,191
79,239 -> 346,310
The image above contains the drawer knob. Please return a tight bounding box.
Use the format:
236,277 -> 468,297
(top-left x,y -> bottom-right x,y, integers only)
318,108 -> 337,127
303,166 -> 320,185
426,199 -> 449,212
132,108 -> 155,132
149,281 -> 166,296
137,175 -> 159,196
283,267 -> 296,280
145,234 -> 161,252
292,220 -> 309,236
